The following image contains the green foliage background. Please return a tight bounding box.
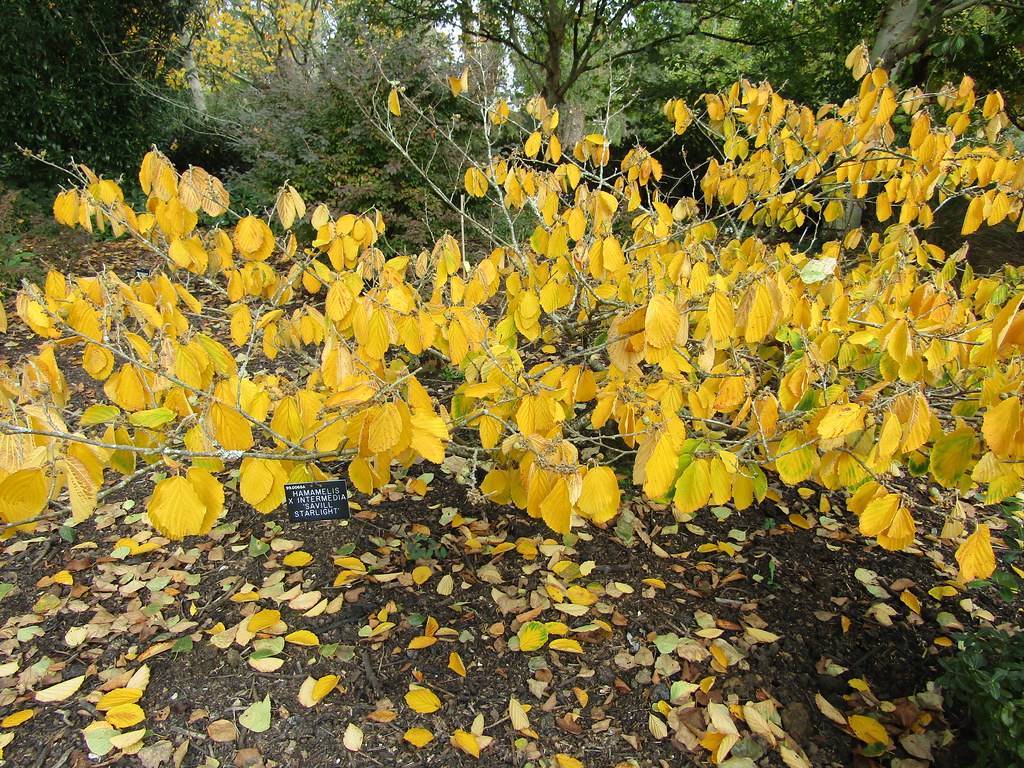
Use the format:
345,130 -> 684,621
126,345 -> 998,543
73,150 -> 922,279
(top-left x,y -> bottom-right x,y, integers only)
0,0 -> 197,185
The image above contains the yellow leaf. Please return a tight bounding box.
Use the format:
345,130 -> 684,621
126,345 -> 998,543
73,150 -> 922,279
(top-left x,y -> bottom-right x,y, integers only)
517,620 -> 549,652
448,67 -> 468,96
448,651 -> 467,677
405,685 -> 442,714
105,703 -> 145,729
708,291 -> 735,343
35,674 -> 85,702
283,551 -> 313,567
403,727 -> 434,748
388,87 -> 401,117
230,304 -> 252,346
187,468 -> 224,534
464,166 -> 488,198
411,565 -> 432,585
147,476 -> 207,541
524,131 -> 542,158
929,428 -> 976,487
452,729 -> 480,758
859,492 -> 915,550
108,728 -> 146,751
774,431 -> 817,485
956,524 -> 996,582
983,396 -> 1020,455
744,282 -> 774,343
540,478 -> 572,534
555,754 -> 583,768
408,635 -> 438,650
97,688 -> 142,711
367,402 -> 404,453
508,697 -> 530,731
961,195 -> 984,235
0,468 -> 48,526
900,591 -> 921,614
1,709 -> 34,728
208,402 -> 254,450
645,294 -> 680,349
549,638 -> 584,654
247,608 -> 281,633
817,403 -> 864,440
576,466 -> 620,524
674,458 -> 711,516
62,456 -> 98,523
285,630 -> 320,646
298,674 -> 339,707
848,714 -> 891,746
233,216 -> 273,261
343,722 -> 363,752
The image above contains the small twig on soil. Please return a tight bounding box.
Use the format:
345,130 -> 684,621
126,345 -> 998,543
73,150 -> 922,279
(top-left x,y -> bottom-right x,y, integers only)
484,714 -> 511,731
167,724 -> 207,741
31,738 -> 52,768
713,597 -> 746,607
195,583 -> 242,621
49,746 -> 75,768
29,539 -> 53,567
358,646 -> 384,700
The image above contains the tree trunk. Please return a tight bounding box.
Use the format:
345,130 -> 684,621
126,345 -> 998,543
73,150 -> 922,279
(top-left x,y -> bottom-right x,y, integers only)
180,33 -> 207,113
459,0 -> 503,97
870,0 -> 926,80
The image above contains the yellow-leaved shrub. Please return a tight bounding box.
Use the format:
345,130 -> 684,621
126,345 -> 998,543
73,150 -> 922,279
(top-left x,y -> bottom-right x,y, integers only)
3,48 -> 1023,584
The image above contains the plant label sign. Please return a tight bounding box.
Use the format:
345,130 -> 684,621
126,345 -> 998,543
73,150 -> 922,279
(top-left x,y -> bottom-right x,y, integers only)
284,480 -> 350,523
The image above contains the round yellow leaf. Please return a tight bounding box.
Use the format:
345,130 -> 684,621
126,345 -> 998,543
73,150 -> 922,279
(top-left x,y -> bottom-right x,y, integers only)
452,729 -> 480,757
848,714 -> 891,746
97,687 -> 142,711
105,703 -> 145,729
147,476 -> 207,541
404,685 -> 442,714
246,608 -> 281,633
403,727 -> 434,748
283,551 -> 313,567
285,630 -> 320,647
549,638 -> 584,654
576,466 -> 620,524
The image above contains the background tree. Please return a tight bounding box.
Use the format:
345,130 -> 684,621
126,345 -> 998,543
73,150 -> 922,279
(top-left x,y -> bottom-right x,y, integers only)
869,0 -> 1024,125
0,0 -> 197,183
367,0 -> 776,143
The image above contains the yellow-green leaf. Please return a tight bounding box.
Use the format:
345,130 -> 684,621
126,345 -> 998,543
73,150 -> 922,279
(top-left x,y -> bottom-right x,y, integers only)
517,621 -> 549,652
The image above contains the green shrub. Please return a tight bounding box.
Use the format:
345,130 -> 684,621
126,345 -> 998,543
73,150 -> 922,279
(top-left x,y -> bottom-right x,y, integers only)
939,628 -> 1024,766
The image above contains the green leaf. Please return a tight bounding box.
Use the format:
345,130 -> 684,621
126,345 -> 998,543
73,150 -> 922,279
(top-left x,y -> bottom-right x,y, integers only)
84,723 -> 119,756
249,536 -> 270,557
252,637 -> 285,659
239,695 -> 272,733
930,427 -> 976,487
799,256 -> 837,284
128,407 -> 176,428
654,633 -> 680,654
81,405 -> 120,426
